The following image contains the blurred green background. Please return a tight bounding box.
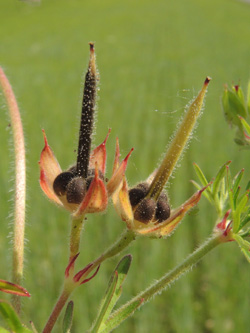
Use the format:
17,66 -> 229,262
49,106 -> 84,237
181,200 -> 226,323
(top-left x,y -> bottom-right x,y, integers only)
0,0 -> 250,332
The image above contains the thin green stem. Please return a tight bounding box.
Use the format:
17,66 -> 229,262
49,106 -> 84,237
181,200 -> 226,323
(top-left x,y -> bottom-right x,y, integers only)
43,229 -> 135,331
103,233 -> 222,332
69,216 -> 85,262
0,67 -> 26,314
82,229 -> 136,279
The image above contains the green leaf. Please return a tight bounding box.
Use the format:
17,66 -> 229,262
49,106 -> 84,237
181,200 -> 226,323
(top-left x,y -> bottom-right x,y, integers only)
0,300 -> 32,333
100,298 -> 143,333
90,255 -> 132,333
233,192 -> 249,233
212,161 -> 231,199
239,214 -> 250,230
62,301 -> 74,333
232,169 -> 244,194
0,279 -> 30,297
0,327 -> 10,333
193,163 -> 212,201
234,234 -> 250,263
247,80 -> 250,114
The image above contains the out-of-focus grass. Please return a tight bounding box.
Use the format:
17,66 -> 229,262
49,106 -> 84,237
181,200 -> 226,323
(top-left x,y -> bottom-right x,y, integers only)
0,0 -> 250,332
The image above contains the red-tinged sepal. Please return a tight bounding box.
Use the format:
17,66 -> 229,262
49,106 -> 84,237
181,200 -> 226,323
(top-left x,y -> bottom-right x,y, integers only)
215,210 -> 233,241
65,253 -> 80,278
107,148 -> 134,196
0,279 -> 30,297
112,138 -> 121,174
73,263 -> 93,283
39,130 -> 62,205
113,177 -> 134,229
138,186 -> 208,237
73,263 -> 100,285
74,163 -> 108,217
89,129 -> 111,174
79,265 -> 100,285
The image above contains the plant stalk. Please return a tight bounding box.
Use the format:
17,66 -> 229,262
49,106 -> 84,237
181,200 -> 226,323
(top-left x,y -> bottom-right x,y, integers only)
43,229 -> 135,332
0,67 -> 26,314
103,232 -> 223,332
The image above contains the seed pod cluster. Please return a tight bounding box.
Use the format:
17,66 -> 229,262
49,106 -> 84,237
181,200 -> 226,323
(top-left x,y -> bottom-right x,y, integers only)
53,166 -> 104,205
128,182 -> 170,224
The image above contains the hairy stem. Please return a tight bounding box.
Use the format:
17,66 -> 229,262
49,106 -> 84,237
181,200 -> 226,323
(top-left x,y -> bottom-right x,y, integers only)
43,229 -> 135,331
0,67 -> 26,314
104,232 -> 223,332
69,216 -> 85,262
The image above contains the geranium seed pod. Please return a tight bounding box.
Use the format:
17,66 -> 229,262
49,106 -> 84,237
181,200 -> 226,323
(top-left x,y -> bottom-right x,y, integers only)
134,198 -> 156,224
66,176 -> 86,204
53,172 -> 75,197
129,182 -> 149,207
155,198 -> 171,223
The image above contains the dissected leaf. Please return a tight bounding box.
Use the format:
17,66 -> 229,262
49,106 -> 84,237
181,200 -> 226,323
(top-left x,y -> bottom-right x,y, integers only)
0,300 -> 32,333
212,161 -> 231,199
234,234 -> 250,263
62,301 -> 74,333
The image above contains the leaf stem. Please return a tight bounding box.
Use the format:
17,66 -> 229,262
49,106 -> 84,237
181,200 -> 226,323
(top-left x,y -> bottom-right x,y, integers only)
103,232 -> 222,332
0,67 -> 26,314
69,216 -> 85,262
43,229 -> 135,332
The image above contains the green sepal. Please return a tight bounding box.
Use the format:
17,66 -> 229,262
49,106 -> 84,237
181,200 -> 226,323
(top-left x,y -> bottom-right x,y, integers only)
0,300 -> 32,333
90,255 -> 132,333
239,116 -> 250,136
233,234 -> 250,263
62,301 -> 74,333
222,88 -> 246,127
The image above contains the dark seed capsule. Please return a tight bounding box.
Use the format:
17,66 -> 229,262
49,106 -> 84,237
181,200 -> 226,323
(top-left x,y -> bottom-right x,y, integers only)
134,198 -> 156,224
128,182 -> 149,207
53,172 -> 75,197
66,177 -> 86,204
129,188 -> 146,207
136,182 -> 149,192
155,198 -> 171,223
67,165 -> 77,176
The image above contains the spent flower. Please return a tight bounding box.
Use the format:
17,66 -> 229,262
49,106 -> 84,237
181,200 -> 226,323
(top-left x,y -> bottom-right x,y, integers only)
112,78 -> 211,237
39,43 -> 133,218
